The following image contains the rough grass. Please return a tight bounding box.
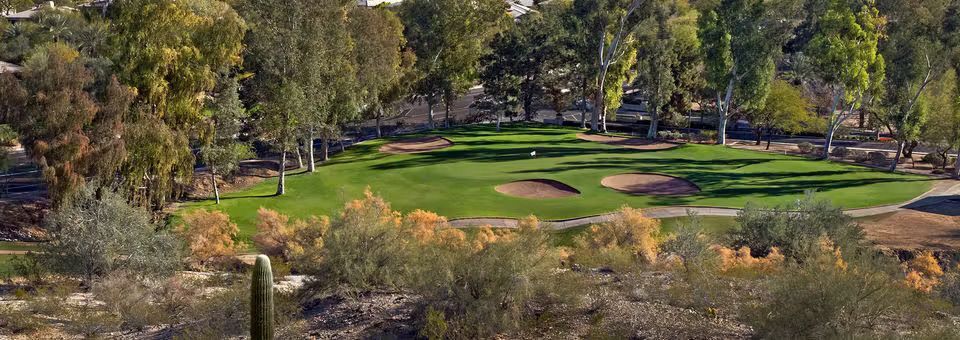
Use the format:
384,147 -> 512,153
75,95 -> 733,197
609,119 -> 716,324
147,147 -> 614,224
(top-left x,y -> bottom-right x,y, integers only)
179,124 -> 931,241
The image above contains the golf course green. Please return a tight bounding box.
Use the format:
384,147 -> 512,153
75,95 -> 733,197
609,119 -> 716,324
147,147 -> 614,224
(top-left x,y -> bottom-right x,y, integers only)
180,124 -> 933,240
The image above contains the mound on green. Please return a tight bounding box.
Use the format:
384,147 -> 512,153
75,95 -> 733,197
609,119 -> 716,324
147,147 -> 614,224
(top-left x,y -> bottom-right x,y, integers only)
180,124 -> 932,241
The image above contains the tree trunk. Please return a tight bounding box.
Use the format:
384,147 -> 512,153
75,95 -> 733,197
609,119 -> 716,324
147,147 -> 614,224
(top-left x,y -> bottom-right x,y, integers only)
276,147 -> 286,196
496,112 -> 502,132
592,83 -> 604,132
321,137 -> 329,161
307,128 -> 316,172
717,116 -> 728,145
524,95 -> 534,121
444,99 -> 452,128
428,103 -> 435,129
890,140 -> 905,172
295,142 -> 304,169
823,124 -> 837,159
580,96 -> 588,129
376,109 -> 383,138
646,106 -> 659,139
765,130 -> 772,150
953,150 -> 960,179
211,169 -> 220,204
754,127 -> 763,145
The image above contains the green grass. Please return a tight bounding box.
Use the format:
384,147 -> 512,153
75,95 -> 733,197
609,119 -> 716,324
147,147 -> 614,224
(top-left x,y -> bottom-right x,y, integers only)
0,255 -> 17,274
0,242 -> 39,252
179,124 -> 932,241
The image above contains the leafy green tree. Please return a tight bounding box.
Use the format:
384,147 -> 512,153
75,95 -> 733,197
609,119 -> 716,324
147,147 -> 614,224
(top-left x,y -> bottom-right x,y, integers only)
350,6 -> 412,138
400,0 -> 508,129
806,0 -> 885,158
745,79 -> 814,149
697,0 -> 798,145
874,0 -> 957,171
479,33 -> 523,131
109,0 -> 245,207
635,1 -> 678,138
921,69 -> 960,177
572,0 -> 648,132
200,76 -> 252,204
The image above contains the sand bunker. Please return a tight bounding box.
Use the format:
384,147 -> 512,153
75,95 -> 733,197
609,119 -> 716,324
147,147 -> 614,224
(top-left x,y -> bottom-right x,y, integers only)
379,136 -> 453,154
495,179 -> 581,199
577,133 -> 678,150
601,173 -> 700,196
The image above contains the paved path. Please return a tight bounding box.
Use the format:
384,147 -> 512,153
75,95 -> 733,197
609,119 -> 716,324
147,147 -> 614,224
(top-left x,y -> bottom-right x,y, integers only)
449,180 -> 960,230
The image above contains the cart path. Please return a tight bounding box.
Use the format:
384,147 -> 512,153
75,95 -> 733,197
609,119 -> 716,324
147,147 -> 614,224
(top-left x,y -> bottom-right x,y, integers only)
449,180 -> 960,230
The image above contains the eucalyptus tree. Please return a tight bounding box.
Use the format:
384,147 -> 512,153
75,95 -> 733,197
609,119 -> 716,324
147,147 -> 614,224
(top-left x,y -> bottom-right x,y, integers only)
745,79 -> 814,149
697,0 -> 799,145
874,0 -> 959,171
109,0 -> 245,207
806,0 -> 885,159
200,76 -> 252,204
400,0 -> 508,129
572,0 -> 649,132
635,0 -> 677,138
350,6 -> 412,138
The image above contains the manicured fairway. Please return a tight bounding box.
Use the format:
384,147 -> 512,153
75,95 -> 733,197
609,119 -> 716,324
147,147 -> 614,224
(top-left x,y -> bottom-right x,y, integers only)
180,124 -> 933,240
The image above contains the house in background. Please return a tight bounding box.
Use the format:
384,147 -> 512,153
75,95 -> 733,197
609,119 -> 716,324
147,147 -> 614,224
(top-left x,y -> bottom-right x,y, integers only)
356,0 -> 534,18
2,1 -> 76,23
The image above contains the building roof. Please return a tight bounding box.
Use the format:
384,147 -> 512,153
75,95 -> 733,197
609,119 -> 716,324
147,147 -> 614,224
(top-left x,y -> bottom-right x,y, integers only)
0,61 -> 23,74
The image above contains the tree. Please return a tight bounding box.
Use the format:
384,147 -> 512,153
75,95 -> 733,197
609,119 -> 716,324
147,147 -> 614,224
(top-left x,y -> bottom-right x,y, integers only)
874,0 -> 957,171
39,187 -> 182,284
350,6 -> 413,138
0,43 -> 131,205
400,0 -> 508,129
573,0 -> 648,132
200,76 -> 252,204
806,0 -> 885,158
921,69 -> 960,178
635,1 -> 678,138
745,79 -> 814,149
241,0 -> 354,193
697,0 -> 798,145
109,0 -> 245,208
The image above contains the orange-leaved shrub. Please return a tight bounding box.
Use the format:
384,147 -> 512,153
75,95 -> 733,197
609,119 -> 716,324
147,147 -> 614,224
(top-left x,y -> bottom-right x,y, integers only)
178,209 -> 242,269
903,251 -> 943,293
710,245 -> 784,272
253,208 -> 329,261
572,206 -> 660,270
410,215 -> 576,338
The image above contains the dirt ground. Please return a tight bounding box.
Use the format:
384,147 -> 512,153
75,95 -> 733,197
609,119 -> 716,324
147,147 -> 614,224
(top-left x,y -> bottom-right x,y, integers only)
728,141 -> 957,177
577,133 -> 679,151
494,179 -> 581,199
186,160 -> 282,199
379,136 -> 453,154
601,173 -> 701,196
0,200 -> 47,241
861,200 -> 960,252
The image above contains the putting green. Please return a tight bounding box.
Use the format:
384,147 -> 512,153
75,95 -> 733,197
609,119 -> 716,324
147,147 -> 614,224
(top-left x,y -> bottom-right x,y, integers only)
179,124 -> 933,240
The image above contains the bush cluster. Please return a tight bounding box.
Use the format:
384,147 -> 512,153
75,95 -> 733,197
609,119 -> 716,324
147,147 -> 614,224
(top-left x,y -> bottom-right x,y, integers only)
797,141 -> 815,153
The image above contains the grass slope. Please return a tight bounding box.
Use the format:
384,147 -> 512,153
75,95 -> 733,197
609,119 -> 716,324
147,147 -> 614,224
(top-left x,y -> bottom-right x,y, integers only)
180,124 -> 932,240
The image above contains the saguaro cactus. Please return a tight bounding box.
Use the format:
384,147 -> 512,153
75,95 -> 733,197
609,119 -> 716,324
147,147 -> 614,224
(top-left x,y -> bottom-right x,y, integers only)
251,254 -> 274,340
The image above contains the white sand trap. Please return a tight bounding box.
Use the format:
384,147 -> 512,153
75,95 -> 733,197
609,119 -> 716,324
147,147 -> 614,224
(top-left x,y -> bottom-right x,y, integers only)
495,179 -> 581,199
379,136 -> 453,154
601,173 -> 700,196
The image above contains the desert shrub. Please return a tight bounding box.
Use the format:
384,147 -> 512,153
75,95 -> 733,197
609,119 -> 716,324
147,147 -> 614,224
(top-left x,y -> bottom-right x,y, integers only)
411,216 -> 570,338
692,130 -> 717,143
420,307 -> 449,340
938,271 -> 960,306
710,245 -> 784,273
178,209 -> 243,269
850,149 -> 870,162
660,214 -> 718,273
39,188 -> 181,283
297,189 -> 417,294
732,192 -> 864,260
922,153 -> 946,167
0,124 -> 16,146
797,141 -> 815,153
175,280 -> 249,339
0,305 -> 43,334
830,146 -> 849,158
253,208 -> 328,261
868,151 -> 888,165
572,206 -> 660,271
10,253 -> 46,285
748,251 -> 916,339
903,251 -> 944,293
92,272 -> 169,331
